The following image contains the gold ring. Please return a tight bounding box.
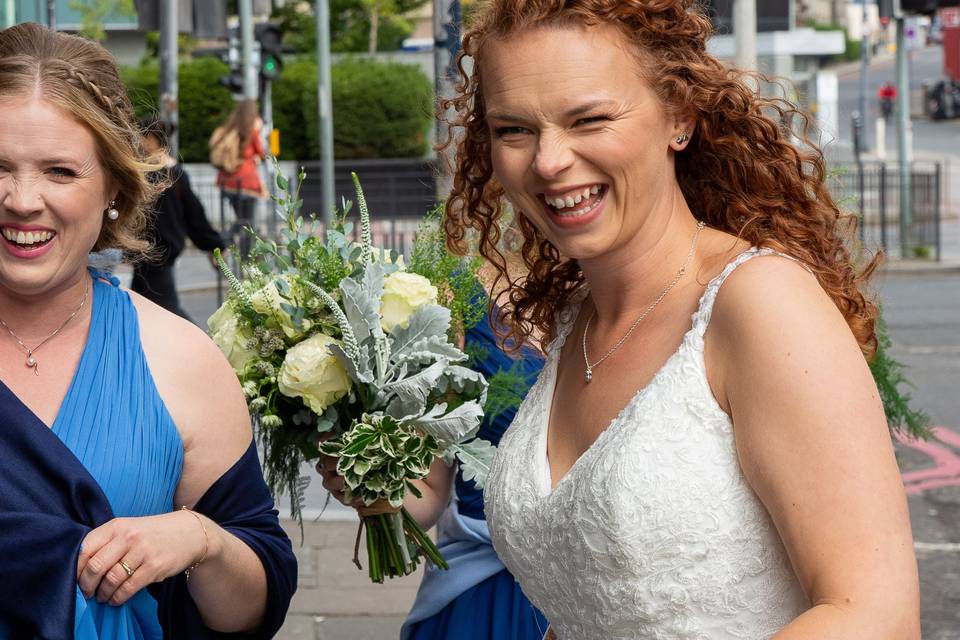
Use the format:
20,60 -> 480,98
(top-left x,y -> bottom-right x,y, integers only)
118,560 -> 135,577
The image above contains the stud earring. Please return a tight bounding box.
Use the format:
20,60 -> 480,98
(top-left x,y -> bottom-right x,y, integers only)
106,200 -> 119,221
675,132 -> 688,144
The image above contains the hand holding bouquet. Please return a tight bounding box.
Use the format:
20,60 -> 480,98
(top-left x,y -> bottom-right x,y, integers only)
210,168 -> 492,582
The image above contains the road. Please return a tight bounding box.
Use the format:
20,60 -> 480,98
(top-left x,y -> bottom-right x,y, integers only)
878,271 -> 960,638
835,45 -> 960,159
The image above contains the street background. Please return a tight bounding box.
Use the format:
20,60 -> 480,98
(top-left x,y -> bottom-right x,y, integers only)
102,38 -> 957,640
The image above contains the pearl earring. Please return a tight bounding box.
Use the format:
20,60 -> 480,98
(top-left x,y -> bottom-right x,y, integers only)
106,200 -> 119,221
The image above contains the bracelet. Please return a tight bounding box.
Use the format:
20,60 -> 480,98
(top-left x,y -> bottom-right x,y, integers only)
180,506 -> 209,581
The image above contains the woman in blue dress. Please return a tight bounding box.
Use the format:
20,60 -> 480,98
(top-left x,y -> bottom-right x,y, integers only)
320,282 -> 549,639
0,23 -> 295,639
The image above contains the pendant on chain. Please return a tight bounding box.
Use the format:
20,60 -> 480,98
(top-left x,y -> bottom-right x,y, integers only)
585,367 -> 593,383
26,352 -> 38,375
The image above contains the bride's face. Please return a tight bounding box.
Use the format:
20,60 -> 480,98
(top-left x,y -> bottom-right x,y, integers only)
481,23 -> 685,265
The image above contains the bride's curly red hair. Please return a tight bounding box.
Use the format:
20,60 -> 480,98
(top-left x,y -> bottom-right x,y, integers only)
441,0 -> 880,358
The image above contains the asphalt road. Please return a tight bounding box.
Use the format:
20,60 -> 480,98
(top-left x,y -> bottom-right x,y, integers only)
877,271 -> 960,638
835,45 -> 960,159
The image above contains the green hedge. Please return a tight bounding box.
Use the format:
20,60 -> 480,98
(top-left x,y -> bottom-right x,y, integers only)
120,56 -> 433,162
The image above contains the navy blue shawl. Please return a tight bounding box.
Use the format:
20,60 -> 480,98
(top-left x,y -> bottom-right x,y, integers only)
0,380 -> 297,639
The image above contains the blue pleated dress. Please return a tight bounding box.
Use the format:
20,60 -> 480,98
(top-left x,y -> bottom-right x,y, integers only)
402,310 -> 549,640
0,269 -> 183,639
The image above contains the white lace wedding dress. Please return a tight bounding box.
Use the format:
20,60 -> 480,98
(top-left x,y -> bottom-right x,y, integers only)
485,249 -> 810,639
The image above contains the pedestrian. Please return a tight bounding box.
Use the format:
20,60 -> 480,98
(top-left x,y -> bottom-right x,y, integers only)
133,118 -> 227,322
443,1 -> 920,639
879,80 -> 897,118
0,23 -> 296,638
209,99 -> 267,258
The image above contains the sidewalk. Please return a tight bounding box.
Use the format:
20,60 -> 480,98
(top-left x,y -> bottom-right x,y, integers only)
163,216 -> 960,295
277,518 -> 421,639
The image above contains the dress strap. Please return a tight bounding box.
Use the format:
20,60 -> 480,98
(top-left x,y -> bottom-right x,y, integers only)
691,247 -> 806,338
544,286 -> 590,357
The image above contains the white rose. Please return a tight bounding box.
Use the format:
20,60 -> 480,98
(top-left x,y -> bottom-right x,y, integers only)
250,275 -> 310,339
380,271 -> 438,332
278,333 -> 352,414
207,302 -> 257,373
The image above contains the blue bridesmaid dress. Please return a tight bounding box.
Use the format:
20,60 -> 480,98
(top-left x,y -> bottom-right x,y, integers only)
402,310 -> 549,640
0,269 -> 183,639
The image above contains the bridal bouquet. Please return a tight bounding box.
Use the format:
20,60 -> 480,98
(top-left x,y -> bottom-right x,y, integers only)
209,169 -> 492,582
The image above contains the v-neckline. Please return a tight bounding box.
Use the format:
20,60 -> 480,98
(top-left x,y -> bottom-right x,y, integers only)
538,294 -> 699,498
4,271 -> 101,432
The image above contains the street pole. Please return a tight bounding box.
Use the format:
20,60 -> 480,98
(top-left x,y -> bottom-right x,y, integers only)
858,0 -> 870,153
239,0 -> 257,100
263,79 -> 278,235
433,0 -> 460,199
159,0 -> 179,157
4,0 -> 14,28
895,11 -> 912,258
734,0 -> 757,72
46,0 -> 55,30
316,0 -> 335,226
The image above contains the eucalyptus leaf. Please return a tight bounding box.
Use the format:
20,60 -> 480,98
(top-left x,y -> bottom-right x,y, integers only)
381,359 -> 448,410
389,305 -> 452,363
340,276 -> 380,344
330,343 -> 374,385
392,335 -> 468,370
449,438 -> 497,489
408,401 -> 484,449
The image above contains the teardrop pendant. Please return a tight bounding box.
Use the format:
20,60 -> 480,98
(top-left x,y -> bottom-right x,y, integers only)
26,354 -> 36,368
585,368 -> 593,383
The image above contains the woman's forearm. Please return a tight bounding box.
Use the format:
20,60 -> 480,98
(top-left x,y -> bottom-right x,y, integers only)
772,602 -> 920,640
183,513 -> 268,633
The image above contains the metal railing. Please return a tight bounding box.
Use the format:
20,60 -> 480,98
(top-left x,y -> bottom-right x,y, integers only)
829,160 -> 942,261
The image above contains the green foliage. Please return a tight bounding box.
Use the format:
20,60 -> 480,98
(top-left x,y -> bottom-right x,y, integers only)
271,0 -> 430,54
328,57 -> 432,158
120,61 -> 160,119
408,205 -> 487,340
272,59 -> 317,161
121,55 -> 430,161
177,58 -> 235,161
69,0 -> 134,42
121,58 -> 234,162
870,315 -> 932,440
141,31 -> 198,63
289,57 -> 432,159
807,22 -> 861,63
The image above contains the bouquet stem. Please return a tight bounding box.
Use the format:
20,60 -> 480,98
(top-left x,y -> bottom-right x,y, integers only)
354,507 -> 449,583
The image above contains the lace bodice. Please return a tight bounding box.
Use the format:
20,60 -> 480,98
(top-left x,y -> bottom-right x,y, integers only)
485,249 -> 809,640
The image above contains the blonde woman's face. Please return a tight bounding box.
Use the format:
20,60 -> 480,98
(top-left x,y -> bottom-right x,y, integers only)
481,24 -> 685,264
0,95 -> 113,297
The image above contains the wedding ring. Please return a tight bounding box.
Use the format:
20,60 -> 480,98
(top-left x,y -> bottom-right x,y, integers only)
118,560 -> 135,577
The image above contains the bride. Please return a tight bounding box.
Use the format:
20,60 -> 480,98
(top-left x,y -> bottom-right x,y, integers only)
441,1 -> 920,638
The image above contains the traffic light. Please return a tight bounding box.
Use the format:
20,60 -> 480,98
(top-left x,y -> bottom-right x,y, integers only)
899,0 -> 960,15
255,23 -> 283,81
219,29 -> 244,96
878,0 -> 894,22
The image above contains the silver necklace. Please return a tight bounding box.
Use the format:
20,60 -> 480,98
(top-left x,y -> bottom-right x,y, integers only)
0,278 -> 90,376
582,220 -> 705,383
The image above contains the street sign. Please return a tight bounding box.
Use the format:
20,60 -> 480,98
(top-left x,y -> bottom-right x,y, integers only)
905,16 -> 923,50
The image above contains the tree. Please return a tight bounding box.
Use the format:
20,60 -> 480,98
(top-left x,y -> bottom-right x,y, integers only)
271,0 -> 429,54
68,0 -> 134,42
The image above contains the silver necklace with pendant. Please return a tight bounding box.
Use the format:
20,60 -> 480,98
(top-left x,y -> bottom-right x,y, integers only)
582,221 -> 705,383
0,278 -> 90,376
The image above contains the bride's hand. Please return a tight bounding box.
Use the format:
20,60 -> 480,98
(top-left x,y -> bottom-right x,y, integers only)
315,432 -> 363,508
